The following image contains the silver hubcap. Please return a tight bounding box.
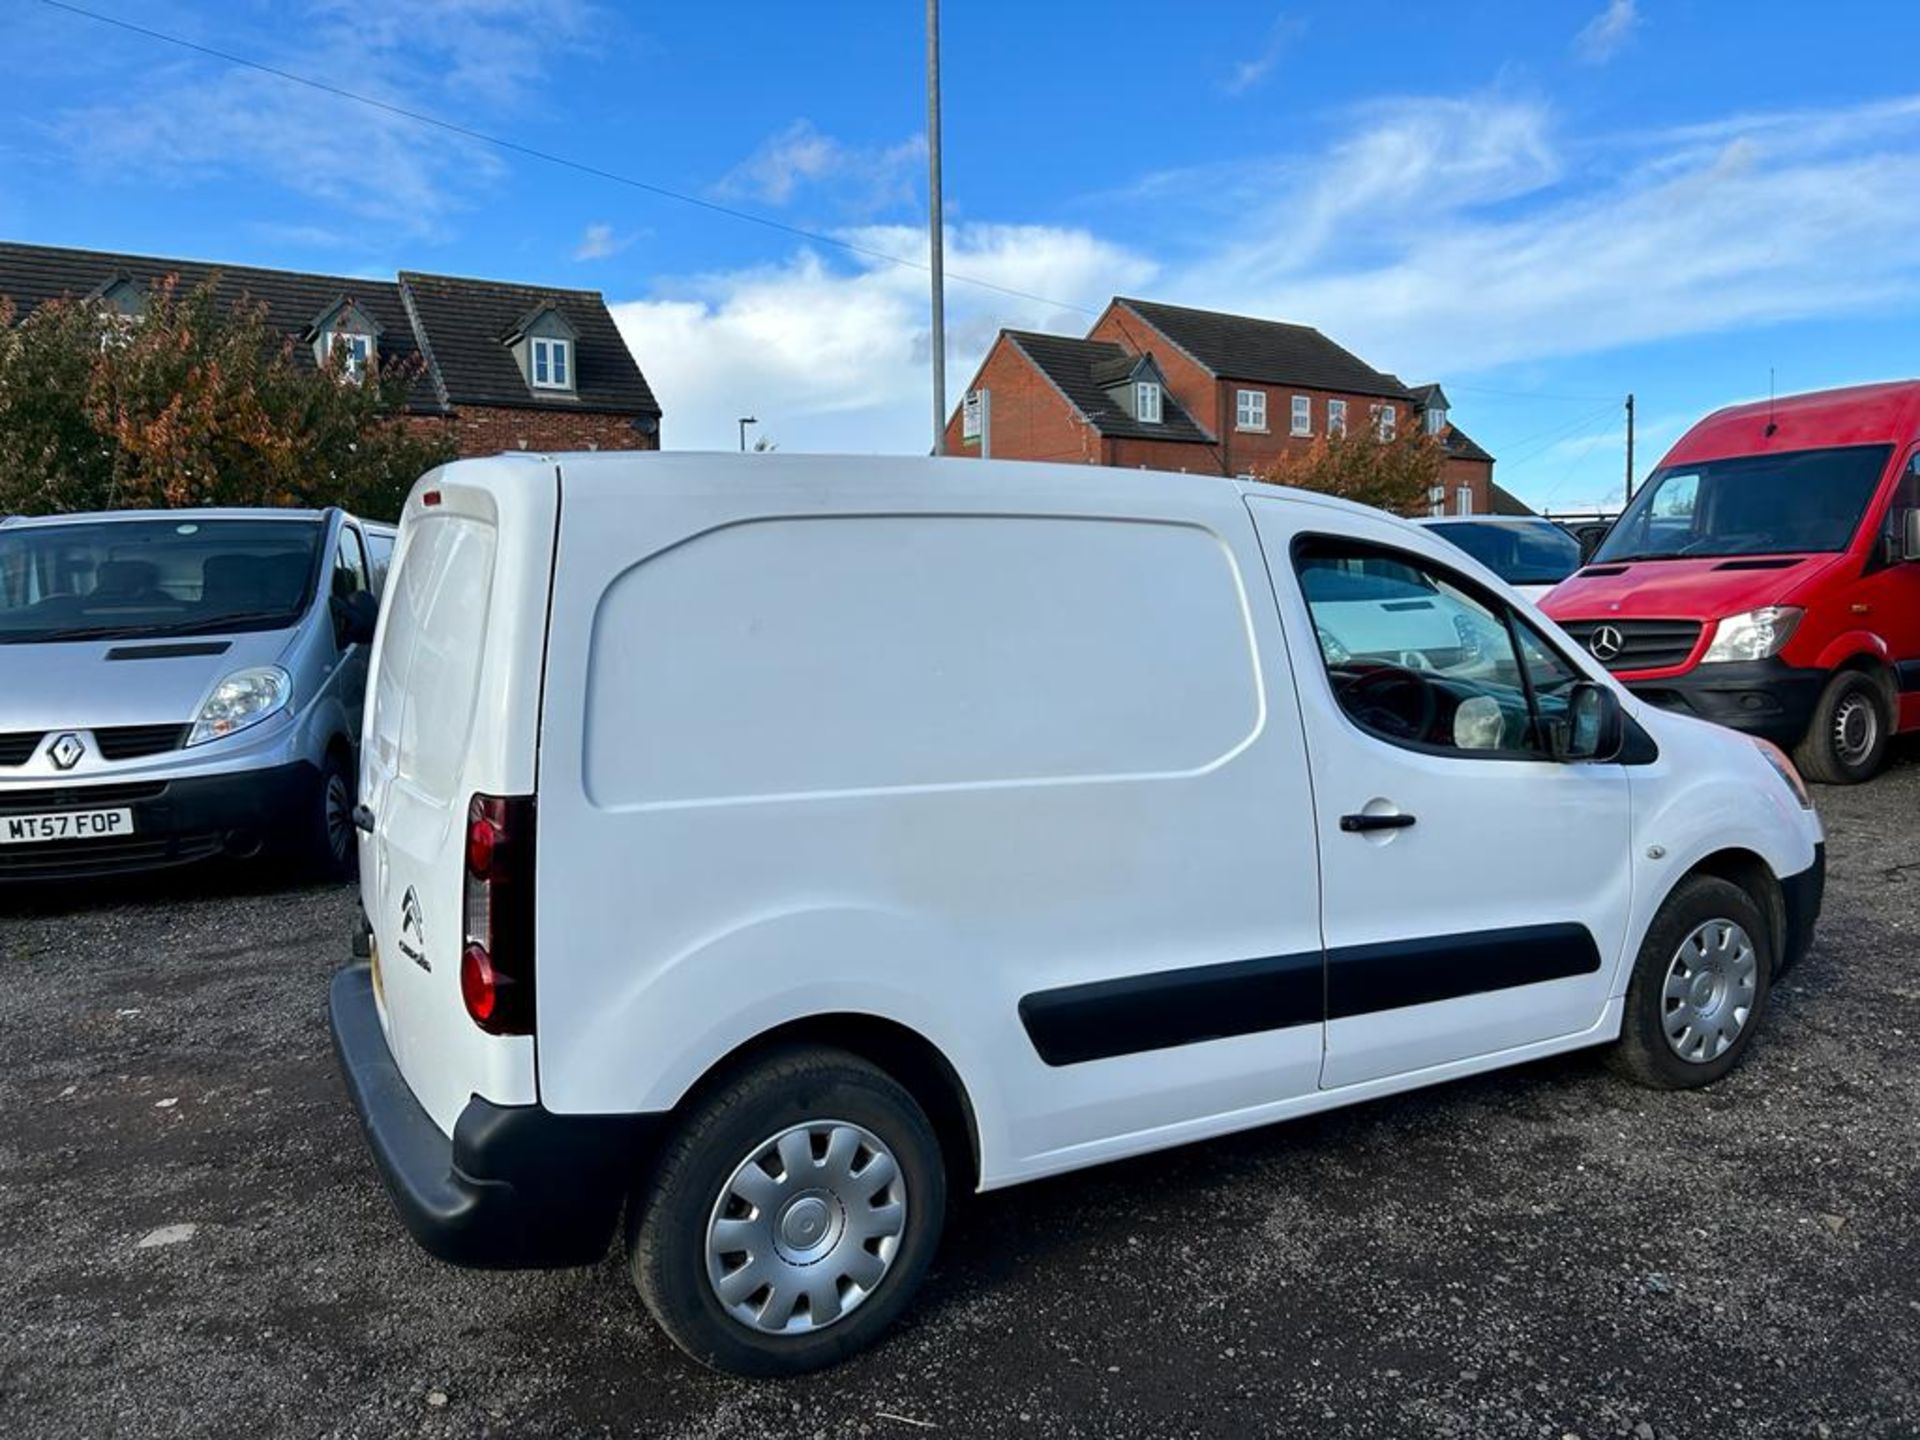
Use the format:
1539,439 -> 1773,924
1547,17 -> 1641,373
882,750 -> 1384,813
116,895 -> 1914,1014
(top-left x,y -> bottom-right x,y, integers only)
1833,693 -> 1878,766
324,774 -> 353,860
1662,919 -> 1758,1062
705,1120 -> 907,1335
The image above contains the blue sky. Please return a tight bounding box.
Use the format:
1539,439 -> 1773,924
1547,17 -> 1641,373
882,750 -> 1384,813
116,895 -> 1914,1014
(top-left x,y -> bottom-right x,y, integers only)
5,0 -> 1920,510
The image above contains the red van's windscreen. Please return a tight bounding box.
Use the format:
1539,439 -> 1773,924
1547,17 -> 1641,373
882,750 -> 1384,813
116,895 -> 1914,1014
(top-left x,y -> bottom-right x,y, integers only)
1593,444 -> 1893,564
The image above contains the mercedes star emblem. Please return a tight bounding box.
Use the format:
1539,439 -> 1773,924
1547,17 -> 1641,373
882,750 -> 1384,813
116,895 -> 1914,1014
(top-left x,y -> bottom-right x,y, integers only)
1588,624 -> 1625,663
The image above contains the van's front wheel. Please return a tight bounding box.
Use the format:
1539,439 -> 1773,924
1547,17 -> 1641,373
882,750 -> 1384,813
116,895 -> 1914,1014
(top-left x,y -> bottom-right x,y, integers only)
1794,669 -> 1889,784
629,1046 -> 946,1376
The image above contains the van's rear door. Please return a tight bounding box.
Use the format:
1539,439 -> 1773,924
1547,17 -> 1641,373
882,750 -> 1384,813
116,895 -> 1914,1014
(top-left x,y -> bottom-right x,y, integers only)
358,459 -> 557,1136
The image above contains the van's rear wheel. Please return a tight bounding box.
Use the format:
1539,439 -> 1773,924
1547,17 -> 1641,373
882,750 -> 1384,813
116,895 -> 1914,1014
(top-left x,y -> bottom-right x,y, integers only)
1609,874 -> 1773,1090
1794,669 -> 1888,784
629,1046 -> 946,1376
305,749 -> 357,881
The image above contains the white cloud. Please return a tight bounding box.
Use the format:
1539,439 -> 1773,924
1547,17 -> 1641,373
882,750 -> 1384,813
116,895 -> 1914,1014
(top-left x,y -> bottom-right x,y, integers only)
1224,14 -> 1307,97
572,222 -> 631,261
716,120 -> 926,211
611,224 -> 1154,452
52,0 -> 592,239
1575,0 -> 1640,64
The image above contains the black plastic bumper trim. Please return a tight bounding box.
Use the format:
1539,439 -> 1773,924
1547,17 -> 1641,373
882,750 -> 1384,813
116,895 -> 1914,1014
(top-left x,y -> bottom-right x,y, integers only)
1625,658 -> 1826,745
328,965 -> 652,1270
1778,843 -> 1826,978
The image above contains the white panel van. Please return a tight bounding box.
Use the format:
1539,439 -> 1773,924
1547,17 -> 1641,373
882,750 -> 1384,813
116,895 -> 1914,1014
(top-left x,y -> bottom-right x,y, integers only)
330,453 -> 1825,1376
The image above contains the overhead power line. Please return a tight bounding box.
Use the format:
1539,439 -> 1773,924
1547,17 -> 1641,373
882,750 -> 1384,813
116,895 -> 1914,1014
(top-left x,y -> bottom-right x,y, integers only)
36,0 -> 1098,316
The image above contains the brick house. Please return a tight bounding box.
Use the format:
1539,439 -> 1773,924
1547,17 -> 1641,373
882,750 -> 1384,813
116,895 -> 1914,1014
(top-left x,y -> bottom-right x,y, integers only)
945,297 -> 1496,514
0,240 -> 661,454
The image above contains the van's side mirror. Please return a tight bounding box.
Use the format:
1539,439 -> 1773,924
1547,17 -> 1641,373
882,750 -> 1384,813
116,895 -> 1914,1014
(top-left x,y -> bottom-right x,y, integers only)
333,590 -> 379,648
1901,507 -> 1920,563
1552,682 -> 1624,763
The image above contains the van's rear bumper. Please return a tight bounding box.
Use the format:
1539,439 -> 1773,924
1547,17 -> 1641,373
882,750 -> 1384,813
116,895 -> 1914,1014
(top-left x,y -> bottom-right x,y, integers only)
328,965 -> 651,1269
1622,659 -> 1825,745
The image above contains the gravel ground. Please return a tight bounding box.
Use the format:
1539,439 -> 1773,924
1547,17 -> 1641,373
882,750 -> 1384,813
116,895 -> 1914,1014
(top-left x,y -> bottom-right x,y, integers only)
2,757 -> 1918,1440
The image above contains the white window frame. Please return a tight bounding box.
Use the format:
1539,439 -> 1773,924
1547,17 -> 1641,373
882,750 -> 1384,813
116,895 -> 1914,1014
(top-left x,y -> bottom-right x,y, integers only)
531,335 -> 573,391
1235,388 -> 1266,432
329,331 -> 373,383
1136,381 -> 1162,425
1290,394 -> 1312,437
1426,406 -> 1449,436
1327,399 -> 1347,436
1455,485 -> 1473,515
1373,403 -> 1396,441
1428,483 -> 1447,517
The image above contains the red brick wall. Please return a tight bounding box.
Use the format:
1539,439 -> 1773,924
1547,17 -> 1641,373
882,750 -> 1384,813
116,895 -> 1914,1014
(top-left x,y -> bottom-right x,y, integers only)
1440,456 -> 1494,515
942,335 -> 1103,464
1105,436 -> 1223,473
409,405 -> 659,458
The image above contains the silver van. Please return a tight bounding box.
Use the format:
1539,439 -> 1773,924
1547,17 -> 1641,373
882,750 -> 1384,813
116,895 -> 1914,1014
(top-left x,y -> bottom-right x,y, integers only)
0,507 -> 382,882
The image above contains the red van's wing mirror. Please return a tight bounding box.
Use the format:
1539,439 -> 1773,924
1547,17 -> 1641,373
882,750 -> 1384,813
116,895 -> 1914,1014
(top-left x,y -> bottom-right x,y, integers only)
1902,507 -> 1920,563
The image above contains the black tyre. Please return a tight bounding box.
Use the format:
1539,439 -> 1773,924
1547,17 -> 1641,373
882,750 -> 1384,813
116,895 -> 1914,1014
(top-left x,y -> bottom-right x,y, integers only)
1793,669 -> 1888,785
305,748 -> 357,881
629,1045 -> 947,1377
1609,874 -> 1773,1090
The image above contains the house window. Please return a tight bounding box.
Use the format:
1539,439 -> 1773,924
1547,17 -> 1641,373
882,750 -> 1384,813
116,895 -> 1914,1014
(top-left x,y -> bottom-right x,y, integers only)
1136,381 -> 1162,424
1328,399 -> 1347,436
1372,403 -> 1396,441
1426,406 -> 1449,436
531,336 -> 572,390
1455,485 -> 1473,515
1428,484 -> 1447,517
329,332 -> 373,382
1290,395 -> 1311,437
1235,389 -> 1266,431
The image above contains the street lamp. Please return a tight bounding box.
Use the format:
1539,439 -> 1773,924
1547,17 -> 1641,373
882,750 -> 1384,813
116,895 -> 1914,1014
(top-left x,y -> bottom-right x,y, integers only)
738,416 -> 758,453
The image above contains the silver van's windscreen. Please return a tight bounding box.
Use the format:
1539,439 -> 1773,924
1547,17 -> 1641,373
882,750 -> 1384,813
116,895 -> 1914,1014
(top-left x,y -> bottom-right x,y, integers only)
0,517 -> 324,644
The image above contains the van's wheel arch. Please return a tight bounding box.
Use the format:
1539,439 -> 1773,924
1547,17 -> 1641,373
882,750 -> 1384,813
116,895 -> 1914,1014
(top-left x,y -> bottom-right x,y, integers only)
627,1044 -> 947,1376
1609,872 -> 1774,1090
1794,664 -> 1891,784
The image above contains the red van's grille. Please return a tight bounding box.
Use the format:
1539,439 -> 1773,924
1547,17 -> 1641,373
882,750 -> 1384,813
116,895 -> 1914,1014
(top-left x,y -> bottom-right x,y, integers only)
1559,619 -> 1703,673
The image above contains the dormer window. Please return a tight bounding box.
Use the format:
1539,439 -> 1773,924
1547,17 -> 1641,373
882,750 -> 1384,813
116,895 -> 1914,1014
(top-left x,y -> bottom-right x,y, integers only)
1426,405 -> 1448,436
1136,381 -> 1162,425
531,335 -> 571,390
328,331 -> 373,382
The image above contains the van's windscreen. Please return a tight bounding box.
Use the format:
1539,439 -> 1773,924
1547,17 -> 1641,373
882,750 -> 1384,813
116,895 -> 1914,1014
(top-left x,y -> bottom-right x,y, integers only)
0,517 -> 324,644
1427,521 -> 1581,585
1592,444 -> 1893,564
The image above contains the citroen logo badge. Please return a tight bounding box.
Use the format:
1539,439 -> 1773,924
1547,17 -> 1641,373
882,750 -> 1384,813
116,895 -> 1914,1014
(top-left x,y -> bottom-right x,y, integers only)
49,733 -> 85,771
1588,625 -> 1625,663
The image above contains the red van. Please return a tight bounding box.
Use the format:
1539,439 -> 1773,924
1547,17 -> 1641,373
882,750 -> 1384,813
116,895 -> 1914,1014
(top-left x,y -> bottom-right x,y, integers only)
1544,380 -> 1920,784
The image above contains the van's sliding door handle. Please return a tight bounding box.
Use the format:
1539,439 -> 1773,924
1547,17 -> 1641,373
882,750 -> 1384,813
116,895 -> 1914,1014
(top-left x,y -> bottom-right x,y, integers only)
351,803 -> 376,835
1340,812 -> 1416,833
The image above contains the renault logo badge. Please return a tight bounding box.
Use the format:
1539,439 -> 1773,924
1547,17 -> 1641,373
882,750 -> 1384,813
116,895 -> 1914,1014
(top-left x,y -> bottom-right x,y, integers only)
49,733 -> 85,771
1588,625 -> 1625,662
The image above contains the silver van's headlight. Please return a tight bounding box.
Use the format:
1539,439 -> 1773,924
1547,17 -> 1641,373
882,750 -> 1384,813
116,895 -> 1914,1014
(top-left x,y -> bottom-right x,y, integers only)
1702,606 -> 1803,663
188,666 -> 291,746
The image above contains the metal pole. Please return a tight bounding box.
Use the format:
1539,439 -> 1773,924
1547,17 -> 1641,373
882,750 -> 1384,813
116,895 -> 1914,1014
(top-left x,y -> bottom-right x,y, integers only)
738,416 -> 756,452
926,0 -> 947,456
1624,393 -> 1635,504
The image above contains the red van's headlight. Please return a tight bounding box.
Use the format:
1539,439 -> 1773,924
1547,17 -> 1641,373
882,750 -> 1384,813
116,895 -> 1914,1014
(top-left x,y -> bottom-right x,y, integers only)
1702,606 -> 1803,663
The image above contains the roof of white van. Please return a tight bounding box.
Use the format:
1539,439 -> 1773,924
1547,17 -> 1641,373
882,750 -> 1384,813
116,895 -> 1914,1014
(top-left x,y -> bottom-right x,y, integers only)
449,449 -> 1397,526
0,506 -> 327,528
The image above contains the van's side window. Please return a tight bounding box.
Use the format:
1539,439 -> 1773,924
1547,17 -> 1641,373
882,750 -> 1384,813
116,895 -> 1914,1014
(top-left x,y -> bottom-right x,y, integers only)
1877,455 -> 1920,565
1294,537 -> 1575,759
333,525 -> 370,601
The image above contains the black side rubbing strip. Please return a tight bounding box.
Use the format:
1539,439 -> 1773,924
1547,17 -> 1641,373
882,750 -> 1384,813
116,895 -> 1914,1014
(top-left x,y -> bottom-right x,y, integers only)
1019,951 -> 1322,1067
1896,659 -> 1920,694
1327,923 -> 1599,1020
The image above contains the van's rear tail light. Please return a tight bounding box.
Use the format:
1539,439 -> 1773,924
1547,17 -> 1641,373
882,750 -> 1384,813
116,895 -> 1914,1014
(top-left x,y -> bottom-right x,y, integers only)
461,793 -> 535,1035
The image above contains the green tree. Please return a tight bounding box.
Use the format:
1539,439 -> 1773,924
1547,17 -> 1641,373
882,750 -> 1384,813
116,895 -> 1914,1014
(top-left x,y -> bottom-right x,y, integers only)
0,276 -> 454,520
1255,423 -> 1448,517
